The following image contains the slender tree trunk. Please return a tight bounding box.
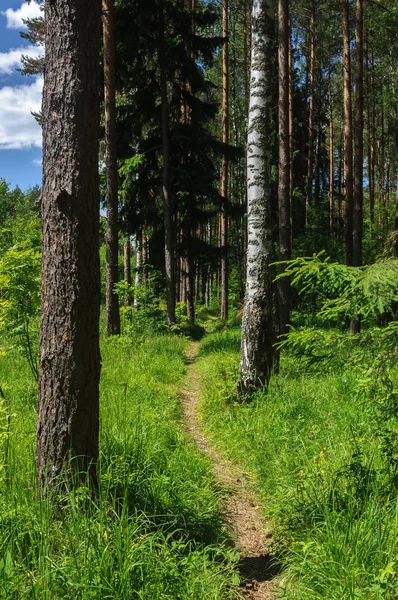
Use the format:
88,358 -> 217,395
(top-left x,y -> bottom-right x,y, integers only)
37,0 -> 102,488
123,238 -> 131,307
278,0 -> 291,337
288,18 -> 294,240
306,0 -> 316,227
239,0 -> 276,396
134,231 -> 142,309
103,0 -> 120,336
220,0 -> 229,321
159,10 -> 176,325
351,0 -> 363,334
369,44 -> 375,224
342,0 -> 354,266
353,0 -> 363,268
328,56 -> 334,232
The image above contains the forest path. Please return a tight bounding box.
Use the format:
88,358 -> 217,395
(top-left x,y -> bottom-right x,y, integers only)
180,341 -> 277,600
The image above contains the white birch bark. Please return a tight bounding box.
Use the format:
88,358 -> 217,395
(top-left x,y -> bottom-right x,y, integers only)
239,0 -> 276,394
134,232 -> 142,310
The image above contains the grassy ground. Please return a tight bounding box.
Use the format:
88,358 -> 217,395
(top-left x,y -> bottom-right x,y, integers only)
197,322 -> 398,599
0,331 -> 240,599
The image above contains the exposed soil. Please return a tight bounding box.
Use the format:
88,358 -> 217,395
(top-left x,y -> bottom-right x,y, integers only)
180,342 -> 278,600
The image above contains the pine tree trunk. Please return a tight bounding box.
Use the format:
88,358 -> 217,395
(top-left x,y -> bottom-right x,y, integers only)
103,0 -> 120,336
134,231 -> 142,309
159,10 -> 176,325
239,0 -> 276,396
342,0 -> 354,266
353,0 -> 363,268
123,238 -> 131,307
369,44 -> 375,224
328,57 -> 334,233
351,0 -> 363,335
277,0 -> 291,337
37,0 -> 102,488
306,0 -> 316,227
288,18 -> 293,240
220,0 -> 229,321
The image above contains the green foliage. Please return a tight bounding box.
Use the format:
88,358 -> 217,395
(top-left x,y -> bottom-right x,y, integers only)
197,325 -> 398,599
0,330 -> 240,599
0,243 -> 41,379
277,251 -> 398,325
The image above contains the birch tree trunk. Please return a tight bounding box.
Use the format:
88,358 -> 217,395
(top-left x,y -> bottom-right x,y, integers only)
36,0 -> 101,488
103,0 -> 120,336
239,0 -> 276,395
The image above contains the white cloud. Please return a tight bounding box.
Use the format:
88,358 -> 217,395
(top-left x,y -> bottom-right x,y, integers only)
0,45 -> 43,74
32,158 -> 42,166
2,1 -> 42,30
0,77 -> 42,150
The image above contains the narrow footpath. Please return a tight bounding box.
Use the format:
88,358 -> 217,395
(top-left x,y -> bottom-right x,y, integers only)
180,342 -> 277,600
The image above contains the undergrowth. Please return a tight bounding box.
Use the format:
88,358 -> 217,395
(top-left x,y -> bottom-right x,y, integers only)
0,331 -> 240,599
197,325 -> 398,599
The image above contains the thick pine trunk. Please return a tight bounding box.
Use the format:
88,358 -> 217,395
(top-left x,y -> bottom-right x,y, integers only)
220,0 -> 229,321
239,0 -> 276,395
277,0 -> 291,337
37,0 -> 102,488
103,0 -> 120,336
342,0 -> 354,266
159,11 -> 176,325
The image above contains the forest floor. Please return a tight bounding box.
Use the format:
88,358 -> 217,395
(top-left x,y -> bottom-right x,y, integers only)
180,341 -> 278,600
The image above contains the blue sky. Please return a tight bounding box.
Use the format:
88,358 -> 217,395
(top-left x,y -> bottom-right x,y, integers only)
0,0 -> 43,190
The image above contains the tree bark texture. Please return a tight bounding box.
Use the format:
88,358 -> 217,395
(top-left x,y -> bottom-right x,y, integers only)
277,0 -> 291,338
134,231 -> 142,309
123,238 -> 131,306
220,0 -> 229,322
159,10 -> 176,325
103,0 -> 121,336
306,1 -> 315,227
328,57 -> 334,232
239,0 -> 276,394
37,0 -> 102,488
353,0 -> 363,269
342,0 -> 354,266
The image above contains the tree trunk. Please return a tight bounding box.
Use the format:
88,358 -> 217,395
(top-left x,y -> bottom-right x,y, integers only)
328,56 -> 334,233
288,18 -> 293,241
159,10 -> 176,325
123,238 -> 131,307
103,0 -> 120,336
351,0 -> 363,335
277,0 -> 291,337
37,0 -> 102,488
239,0 -> 276,395
220,0 -> 229,321
342,0 -> 354,266
306,0 -> 315,227
134,231 -> 142,309
369,43 -> 375,224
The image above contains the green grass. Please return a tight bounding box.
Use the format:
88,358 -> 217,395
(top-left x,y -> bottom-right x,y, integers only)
197,325 -> 398,599
0,332 -> 241,599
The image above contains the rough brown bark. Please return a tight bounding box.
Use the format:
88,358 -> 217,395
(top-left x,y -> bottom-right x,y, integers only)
277,0 -> 291,337
288,18 -> 293,239
342,0 -> 354,266
37,0 -> 102,488
103,0 -> 121,336
220,0 -> 229,322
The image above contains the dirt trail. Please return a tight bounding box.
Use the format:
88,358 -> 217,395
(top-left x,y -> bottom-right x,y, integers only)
180,342 -> 277,600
